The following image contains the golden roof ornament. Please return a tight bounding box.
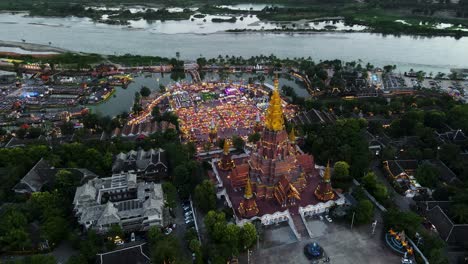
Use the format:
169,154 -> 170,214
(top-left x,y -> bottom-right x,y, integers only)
265,75 -> 285,132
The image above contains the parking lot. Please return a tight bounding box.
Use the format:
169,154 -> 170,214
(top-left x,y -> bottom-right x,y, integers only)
249,219 -> 401,264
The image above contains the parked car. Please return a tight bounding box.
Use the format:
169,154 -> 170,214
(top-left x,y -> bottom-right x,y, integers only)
185,219 -> 194,224
164,228 -> 173,235
131,232 -> 135,242
325,215 -> 332,223
319,215 -> 324,221
184,211 -> 193,217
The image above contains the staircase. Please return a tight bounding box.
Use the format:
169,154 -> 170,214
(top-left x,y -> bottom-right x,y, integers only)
291,211 -> 310,240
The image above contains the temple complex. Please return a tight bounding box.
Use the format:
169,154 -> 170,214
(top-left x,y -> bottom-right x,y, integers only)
212,77 -> 345,234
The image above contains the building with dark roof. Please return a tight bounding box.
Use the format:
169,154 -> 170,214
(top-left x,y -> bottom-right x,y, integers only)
291,109 -> 336,126
97,243 -> 151,264
112,148 -> 168,181
420,202 -> 468,249
13,158 -> 98,194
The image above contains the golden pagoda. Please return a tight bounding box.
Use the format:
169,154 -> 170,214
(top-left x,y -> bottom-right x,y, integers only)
238,177 -> 259,218
264,77 -> 284,132
314,161 -> 335,201
218,139 -> 235,171
231,75 -> 316,208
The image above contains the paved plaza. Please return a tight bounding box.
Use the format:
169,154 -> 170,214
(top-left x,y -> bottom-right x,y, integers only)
250,219 -> 401,264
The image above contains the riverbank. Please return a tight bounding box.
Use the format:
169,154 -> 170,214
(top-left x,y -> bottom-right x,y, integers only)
0,40 -> 69,53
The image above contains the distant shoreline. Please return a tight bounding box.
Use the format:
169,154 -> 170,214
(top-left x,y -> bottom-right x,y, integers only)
0,40 -> 70,54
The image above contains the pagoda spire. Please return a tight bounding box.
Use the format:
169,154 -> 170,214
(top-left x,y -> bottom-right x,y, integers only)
289,127 -> 296,142
244,176 -> 253,199
223,139 -> 230,155
324,160 -> 331,182
264,75 -> 284,132
314,161 -> 335,201
238,176 -> 259,218
218,138 -> 235,171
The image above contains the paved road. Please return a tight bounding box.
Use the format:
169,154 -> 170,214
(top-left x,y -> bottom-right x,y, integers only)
370,160 -> 413,212
243,219 -> 400,264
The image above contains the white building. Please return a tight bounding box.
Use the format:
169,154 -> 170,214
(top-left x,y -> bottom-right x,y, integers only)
73,172 -> 164,233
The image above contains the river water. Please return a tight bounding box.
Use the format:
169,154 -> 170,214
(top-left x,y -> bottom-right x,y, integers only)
90,72 -> 308,117
0,12 -> 467,74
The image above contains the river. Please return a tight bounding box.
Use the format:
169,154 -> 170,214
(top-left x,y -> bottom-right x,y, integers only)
0,12 -> 467,74
90,72 -> 308,117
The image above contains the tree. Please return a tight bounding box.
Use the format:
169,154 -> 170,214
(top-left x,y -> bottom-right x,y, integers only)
151,106 -> 161,121
204,210 -> 225,234
333,161 -> 350,180
384,209 -> 422,236
450,203 -> 468,224
194,180 -> 217,213
354,199 -> 374,224
66,254 -> 88,264
248,132 -> 261,143
41,215 -> 68,245
223,224 -> 241,256
240,222 -> 257,249
415,164 -> 439,189
162,182 -> 177,209
361,172 -> 377,191
55,169 -> 78,198
232,135 -> 245,151
373,183 -> 388,202
60,122 -> 75,135
140,86 -> 151,97
0,209 -> 31,251
173,164 -> 191,198
108,224 -> 123,239
21,255 -> 56,264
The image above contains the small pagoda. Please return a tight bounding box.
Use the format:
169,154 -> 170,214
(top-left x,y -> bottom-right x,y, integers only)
238,177 -> 259,218
218,139 -> 235,171
314,161 -> 336,201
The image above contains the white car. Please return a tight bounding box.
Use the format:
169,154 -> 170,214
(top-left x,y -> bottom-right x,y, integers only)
325,215 -> 333,223
319,215 -> 324,221
131,232 -> 135,242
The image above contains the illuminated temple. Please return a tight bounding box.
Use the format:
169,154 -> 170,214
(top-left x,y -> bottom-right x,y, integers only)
212,77 -> 345,231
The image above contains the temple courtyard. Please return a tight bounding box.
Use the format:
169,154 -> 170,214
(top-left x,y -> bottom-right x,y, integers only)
248,219 -> 401,264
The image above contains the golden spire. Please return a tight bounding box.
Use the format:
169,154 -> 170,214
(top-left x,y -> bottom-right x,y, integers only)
323,161 -> 331,182
289,127 -> 296,142
244,176 -> 253,199
223,139 -> 230,154
265,75 -> 284,131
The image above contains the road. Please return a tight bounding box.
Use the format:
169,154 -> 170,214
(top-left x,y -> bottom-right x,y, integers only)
370,160 -> 413,212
